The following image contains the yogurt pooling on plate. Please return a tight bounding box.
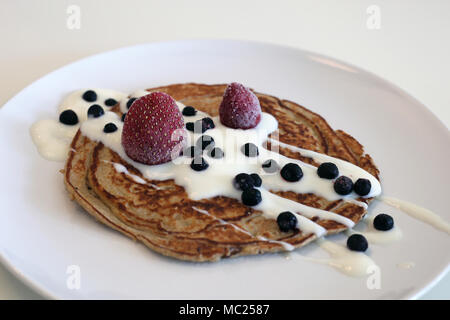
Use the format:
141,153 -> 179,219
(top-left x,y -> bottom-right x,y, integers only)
31,89 -> 128,161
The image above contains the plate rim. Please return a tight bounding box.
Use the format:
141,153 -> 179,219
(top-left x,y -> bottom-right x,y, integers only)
0,39 -> 448,300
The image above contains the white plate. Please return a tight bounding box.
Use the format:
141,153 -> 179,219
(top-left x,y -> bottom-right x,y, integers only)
0,40 -> 449,299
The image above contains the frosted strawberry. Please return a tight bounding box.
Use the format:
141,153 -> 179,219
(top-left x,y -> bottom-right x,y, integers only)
122,92 -> 186,165
219,82 -> 261,129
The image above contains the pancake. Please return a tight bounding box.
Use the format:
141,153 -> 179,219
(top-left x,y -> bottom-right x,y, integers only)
64,83 -> 380,262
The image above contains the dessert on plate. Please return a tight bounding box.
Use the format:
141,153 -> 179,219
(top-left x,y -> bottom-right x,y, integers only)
32,83 -> 382,262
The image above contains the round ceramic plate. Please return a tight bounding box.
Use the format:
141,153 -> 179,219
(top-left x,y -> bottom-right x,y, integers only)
0,40 -> 449,299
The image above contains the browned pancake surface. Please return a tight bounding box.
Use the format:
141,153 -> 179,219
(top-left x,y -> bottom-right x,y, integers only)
64,83 -> 379,262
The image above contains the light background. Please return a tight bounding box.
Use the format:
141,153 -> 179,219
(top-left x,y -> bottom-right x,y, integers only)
0,0 -> 448,299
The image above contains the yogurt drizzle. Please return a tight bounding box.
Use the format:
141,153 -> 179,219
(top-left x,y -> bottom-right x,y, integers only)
380,197 -> 450,235
346,214 -> 403,245
310,238 -> 378,277
192,206 -> 295,251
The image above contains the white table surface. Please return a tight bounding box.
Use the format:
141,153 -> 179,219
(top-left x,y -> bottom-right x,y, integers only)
0,0 -> 448,300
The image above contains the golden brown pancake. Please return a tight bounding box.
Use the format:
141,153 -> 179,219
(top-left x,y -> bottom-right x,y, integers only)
63,83 -> 380,262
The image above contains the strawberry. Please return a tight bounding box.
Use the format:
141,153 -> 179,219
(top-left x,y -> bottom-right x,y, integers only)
121,92 -> 186,165
219,82 -> 261,129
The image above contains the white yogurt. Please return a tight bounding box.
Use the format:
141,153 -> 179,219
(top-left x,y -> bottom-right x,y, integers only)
302,238 -> 378,277
346,214 -> 403,245
79,99 -> 381,237
192,206 -> 295,251
31,89 -> 127,162
59,89 -> 127,123
30,119 -> 79,161
110,162 -> 147,185
380,196 -> 450,235
268,138 -> 381,200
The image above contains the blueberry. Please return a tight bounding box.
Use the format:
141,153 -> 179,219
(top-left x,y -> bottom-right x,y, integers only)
87,104 -> 104,118
183,146 -> 202,158
126,98 -> 137,109
59,110 -> 79,125
317,162 -> 339,179
121,113 -> 127,122
186,122 -> 195,132
241,143 -> 259,157
201,117 -> 215,131
373,214 -> 394,231
250,173 -> 262,187
208,147 -> 224,159
354,178 -> 372,196
277,211 -> 298,232
193,117 -> 215,133
334,176 -> 353,195
103,123 -> 118,133
347,234 -> 368,252
196,135 -> 215,150
280,163 -> 303,182
82,90 -> 97,102
241,188 -> 262,206
262,159 -> 279,173
182,106 -> 197,116
190,156 -> 209,171
233,173 -> 254,191
104,98 -> 117,107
